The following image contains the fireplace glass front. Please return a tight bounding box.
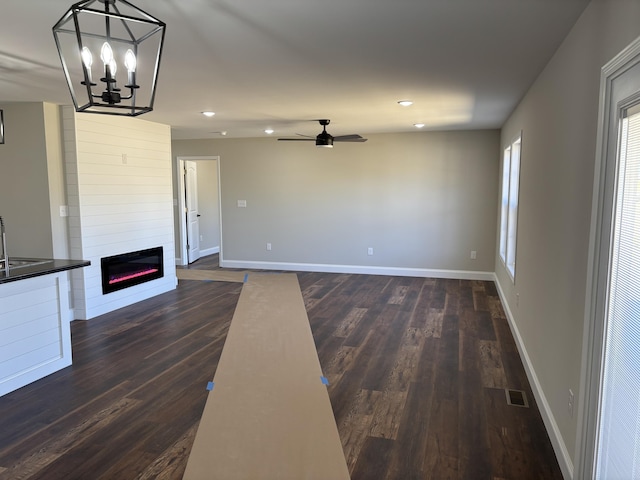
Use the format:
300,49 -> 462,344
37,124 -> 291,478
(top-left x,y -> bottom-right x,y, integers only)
101,247 -> 164,294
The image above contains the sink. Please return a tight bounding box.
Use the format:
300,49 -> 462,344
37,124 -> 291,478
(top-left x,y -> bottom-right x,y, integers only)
7,258 -> 54,269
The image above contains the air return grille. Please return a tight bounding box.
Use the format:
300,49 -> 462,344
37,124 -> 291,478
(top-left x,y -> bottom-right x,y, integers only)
505,389 -> 529,408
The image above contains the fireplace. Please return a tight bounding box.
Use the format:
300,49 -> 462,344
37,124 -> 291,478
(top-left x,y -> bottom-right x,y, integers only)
101,247 -> 164,294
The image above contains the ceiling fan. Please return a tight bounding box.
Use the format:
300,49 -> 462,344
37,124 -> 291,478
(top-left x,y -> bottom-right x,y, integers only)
278,119 -> 367,148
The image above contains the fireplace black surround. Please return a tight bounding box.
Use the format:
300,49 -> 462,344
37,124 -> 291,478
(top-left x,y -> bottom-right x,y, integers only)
101,247 -> 164,294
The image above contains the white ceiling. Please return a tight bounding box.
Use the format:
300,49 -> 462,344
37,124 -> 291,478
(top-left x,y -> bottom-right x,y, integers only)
0,0 -> 589,140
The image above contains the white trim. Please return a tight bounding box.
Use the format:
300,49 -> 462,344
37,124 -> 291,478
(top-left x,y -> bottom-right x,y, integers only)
176,158 -> 188,267
575,34 -> 640,480
219,259 -> 494,280
493,274 -> 574,479
217,157 -> 224,266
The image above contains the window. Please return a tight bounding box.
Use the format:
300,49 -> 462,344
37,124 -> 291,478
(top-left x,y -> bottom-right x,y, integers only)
595,105 -> 640,479
499,135 -> 521,279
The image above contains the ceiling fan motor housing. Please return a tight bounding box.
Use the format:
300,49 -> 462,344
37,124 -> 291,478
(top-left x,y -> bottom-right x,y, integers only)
316,130 -> 334,147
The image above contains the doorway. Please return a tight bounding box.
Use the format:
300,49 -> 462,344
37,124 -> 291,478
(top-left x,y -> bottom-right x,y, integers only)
177,156 -> 221,266
578,36 -> 640,478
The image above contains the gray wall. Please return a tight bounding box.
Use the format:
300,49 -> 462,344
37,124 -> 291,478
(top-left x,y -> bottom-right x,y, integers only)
496,0 -> 640,472
173,129 -> 499,274
0,102 -> 61,258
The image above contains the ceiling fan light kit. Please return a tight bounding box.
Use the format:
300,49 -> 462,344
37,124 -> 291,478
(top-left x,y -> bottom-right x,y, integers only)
52,0 -> 166,116
278,119 -> 367,148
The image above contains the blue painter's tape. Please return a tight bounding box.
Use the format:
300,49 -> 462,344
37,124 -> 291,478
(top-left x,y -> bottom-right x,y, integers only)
206,381 -> 214,391
320,376 -> 329,386
243,273 -> 249,283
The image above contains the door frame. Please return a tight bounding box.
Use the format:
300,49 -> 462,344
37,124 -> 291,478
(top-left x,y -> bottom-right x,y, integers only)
176,156 -> 222,266
575,35 -> 640,479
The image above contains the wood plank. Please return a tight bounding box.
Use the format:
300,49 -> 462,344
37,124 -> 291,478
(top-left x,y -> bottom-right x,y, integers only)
337,388 -> 381,470
368,390 -> 407,440
350,436 -> 394,480
334,307 -> 368,338
458,328 -> 492,479
387,381 -> 433,479
136,423 -> 200,480
478,340 -> 509,389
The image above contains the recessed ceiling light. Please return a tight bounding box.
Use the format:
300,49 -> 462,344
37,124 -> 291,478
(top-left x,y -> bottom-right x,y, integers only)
414,123 -> 425,128
398,100 -> 413,107
202,111 -> 215,117
264,128 -> 274,135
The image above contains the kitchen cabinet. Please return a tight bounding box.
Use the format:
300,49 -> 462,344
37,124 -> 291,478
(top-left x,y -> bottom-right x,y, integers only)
0,260 -> 89,397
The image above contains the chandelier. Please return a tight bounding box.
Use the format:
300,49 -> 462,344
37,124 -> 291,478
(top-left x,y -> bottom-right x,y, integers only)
53,0 -> 166,116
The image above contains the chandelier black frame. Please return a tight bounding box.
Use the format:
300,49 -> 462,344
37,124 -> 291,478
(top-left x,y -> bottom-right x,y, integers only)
53,0 -> 166,116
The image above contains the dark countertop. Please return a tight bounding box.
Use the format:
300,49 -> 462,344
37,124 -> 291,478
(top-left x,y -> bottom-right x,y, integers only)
0,258 -> 91,284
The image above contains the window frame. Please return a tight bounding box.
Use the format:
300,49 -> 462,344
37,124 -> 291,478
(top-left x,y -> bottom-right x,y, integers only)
499,133 -> 522,281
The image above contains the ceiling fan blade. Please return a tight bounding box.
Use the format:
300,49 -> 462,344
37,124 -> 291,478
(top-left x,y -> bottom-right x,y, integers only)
277,138 -> 315,141
334,134 -> 367,142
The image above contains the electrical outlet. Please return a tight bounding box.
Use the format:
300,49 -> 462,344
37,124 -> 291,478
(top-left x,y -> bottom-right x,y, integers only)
237,200 -> 247,208
568,389 -> 575,418
59,205 -> 68,217
367,247 -> 374,256
266,243 -> 272,251
470,250 -> 477,259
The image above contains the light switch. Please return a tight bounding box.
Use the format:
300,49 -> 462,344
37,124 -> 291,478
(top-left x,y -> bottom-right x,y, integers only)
59,205 -> 68,217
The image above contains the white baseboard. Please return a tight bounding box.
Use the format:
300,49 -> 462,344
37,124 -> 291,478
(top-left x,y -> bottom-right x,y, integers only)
219,259 -> 494,281
493,274 -> 573,480
200,246 -> 220,257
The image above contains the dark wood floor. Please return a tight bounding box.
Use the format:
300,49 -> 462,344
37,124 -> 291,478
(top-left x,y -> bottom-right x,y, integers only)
0,255 -> 563,479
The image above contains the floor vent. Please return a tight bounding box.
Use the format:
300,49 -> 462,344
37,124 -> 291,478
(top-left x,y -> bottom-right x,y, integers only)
505,389 -> 529,408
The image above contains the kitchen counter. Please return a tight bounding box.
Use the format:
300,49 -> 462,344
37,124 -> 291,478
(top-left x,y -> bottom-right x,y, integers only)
0,258 -> 90,397
0,258 -> 90,284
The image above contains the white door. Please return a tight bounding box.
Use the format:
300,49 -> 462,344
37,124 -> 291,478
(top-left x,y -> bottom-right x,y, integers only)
185,160 -> 200,263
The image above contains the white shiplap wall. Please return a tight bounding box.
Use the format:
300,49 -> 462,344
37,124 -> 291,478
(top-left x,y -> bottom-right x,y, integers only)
63,107 -> 176,320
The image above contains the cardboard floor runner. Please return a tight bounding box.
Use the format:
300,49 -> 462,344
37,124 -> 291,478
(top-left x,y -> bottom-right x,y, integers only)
176,268 -> 247,283
183,273 -> 350,480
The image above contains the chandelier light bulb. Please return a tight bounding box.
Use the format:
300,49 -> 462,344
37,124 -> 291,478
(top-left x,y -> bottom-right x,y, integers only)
124,49 -> 137,73
81,46 -> 93,83
81,46 -> 93,68
124,49 -> 137,86
100,42 -> 114,66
